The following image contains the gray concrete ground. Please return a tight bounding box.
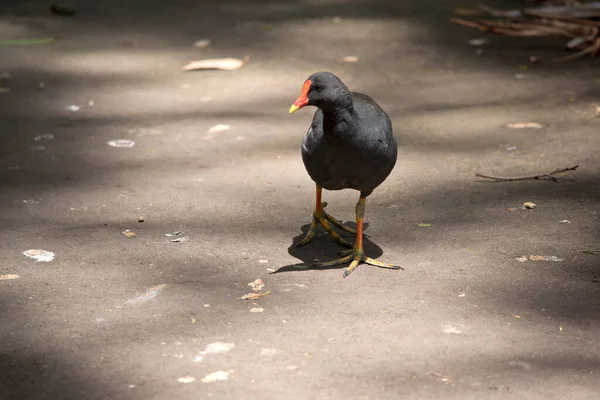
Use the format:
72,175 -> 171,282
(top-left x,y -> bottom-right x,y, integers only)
1,0 -> 600,399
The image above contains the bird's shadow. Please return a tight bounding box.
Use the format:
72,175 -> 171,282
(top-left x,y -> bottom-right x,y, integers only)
271,221 -> 384,274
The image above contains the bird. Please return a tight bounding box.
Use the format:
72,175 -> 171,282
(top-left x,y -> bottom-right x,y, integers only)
289,72 -> 402,277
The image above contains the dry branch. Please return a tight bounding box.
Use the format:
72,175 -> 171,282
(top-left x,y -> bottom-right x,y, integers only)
475,165 -> 579,182
452,1 -> 600,60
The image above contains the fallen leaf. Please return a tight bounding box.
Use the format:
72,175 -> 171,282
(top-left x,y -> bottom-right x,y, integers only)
443,325 -> 462,334
107,139 -> 135,148
122,229 -> 136,238
194,39 -> 211,48
507,122 -> 542,129
417,223 -> 431,227
34,133 -> 54,141
183,57 -> 249,71
250,307 -> 264,313
528,255 -> 545,261
515,315 -> 521,318
343,56 -> 358,63
240,291 -> 270,300
0,274 -> 20,280
559,220 -> 570,224
169,237 -> 188,243
258,259 -> 269,264
125,284 -> 167,305
517,255 -> 564,262
23,249 -> 55,262
178,376 -> 196,383
201,370 -> 231,383
523,202 -> 536,209
468,38 -> 488,46
165,231 -> 183,237
248,278 -> 264,292
202,342 -> 235,354
208,124 -> 231,134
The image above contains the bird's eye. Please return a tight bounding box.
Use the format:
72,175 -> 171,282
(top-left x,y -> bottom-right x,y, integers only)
314,85 -> 322,92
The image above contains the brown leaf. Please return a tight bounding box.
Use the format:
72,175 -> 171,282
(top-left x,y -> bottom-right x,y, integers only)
122,229 -> 137,238
248,278 -> 264,292
183,56 -> 249,71
507,122 -> 542,129
240,291 -> 270,300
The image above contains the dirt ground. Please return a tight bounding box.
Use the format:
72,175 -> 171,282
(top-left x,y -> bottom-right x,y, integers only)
1,0 -> 600,399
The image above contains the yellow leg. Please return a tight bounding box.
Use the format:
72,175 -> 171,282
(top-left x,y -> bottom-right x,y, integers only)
310,195 -> 403,278
295,184 -> 355,248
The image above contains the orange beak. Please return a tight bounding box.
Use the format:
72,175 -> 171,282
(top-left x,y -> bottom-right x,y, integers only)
289,80 -> 311,113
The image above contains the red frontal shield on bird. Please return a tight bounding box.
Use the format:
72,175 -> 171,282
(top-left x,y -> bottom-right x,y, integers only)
289,80 -> 311,113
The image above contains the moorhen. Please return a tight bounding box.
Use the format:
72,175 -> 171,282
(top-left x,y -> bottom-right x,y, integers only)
289,72 -> 402,277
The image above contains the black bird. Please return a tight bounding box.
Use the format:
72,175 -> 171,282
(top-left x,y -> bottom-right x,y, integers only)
289,72 -> 402,277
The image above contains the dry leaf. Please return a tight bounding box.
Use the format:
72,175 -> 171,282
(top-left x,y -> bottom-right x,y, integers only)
523,202 -> 536,209
240,291 -> 270,300
517,255 -> 564,262
201,370 -> 231,383
208,124 -> 231,134
250,307 -> 264,313
0,274 -> 20,280
343,56 -> 358,63
178,376 -> 196,383
23,249 -> 55,262
248,278 -> 264,292
122,229 -> 137,238
107,139 -> 135,148
529,255 -> 546,261
507,122 -> 542,129
183,56 -> 249,71
468,38 -> 488,46
194,39 -> 211,48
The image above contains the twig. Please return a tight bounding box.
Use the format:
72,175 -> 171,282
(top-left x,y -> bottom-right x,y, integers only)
475,165 -> 579,182
554,37 -> 600,61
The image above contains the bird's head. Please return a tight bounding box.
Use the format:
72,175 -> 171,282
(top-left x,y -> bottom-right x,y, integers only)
289,72 -> 352,114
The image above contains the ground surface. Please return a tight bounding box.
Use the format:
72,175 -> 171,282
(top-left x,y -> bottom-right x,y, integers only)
1,0 -> 600,399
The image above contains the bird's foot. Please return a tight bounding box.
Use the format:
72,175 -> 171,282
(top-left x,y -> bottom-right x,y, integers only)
295,202 -> 356,248
311,250 -> 403,278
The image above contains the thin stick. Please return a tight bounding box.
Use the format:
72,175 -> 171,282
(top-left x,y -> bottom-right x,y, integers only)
475,165 -> 579,182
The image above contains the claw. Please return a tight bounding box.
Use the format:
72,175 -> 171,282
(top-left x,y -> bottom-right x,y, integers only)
296,211 -> 353,248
